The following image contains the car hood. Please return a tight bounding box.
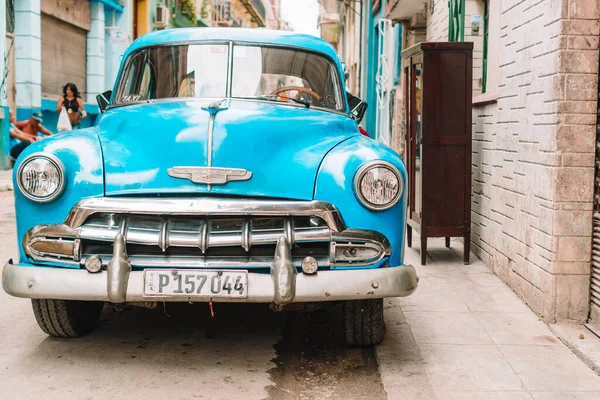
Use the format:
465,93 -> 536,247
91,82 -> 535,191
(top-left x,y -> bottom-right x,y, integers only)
97,99 -> 358,200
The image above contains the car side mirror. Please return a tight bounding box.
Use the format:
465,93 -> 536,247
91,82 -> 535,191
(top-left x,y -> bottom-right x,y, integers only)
96,90 -> 112,113
347,91 -> 368,123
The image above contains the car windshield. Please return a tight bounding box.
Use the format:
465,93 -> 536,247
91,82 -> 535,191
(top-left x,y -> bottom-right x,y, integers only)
113,43 -> 344,111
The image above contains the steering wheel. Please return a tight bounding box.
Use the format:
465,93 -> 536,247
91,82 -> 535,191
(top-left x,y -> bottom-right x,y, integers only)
269,86 -> 322,102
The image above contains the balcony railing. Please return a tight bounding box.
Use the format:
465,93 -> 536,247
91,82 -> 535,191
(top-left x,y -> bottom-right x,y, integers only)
211,0 -> 232,26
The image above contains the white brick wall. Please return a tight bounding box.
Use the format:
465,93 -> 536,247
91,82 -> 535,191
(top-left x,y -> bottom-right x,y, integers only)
427,0 -> 485,96
421,0 -> 599,322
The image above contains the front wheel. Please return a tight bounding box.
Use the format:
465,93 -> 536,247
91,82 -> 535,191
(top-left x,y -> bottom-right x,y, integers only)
31,299 -> 104,337
342,299 -> 385,346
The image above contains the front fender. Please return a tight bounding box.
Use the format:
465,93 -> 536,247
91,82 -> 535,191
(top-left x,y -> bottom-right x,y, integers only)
313,136 -> 407,266
12,129 -> 105,265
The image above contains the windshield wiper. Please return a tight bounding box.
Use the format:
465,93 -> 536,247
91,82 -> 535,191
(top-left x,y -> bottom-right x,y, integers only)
258,95 -> 310,108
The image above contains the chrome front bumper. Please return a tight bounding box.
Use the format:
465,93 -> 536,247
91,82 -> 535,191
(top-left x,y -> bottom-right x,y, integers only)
3,234 -> 418,303
2,261 -> 418,304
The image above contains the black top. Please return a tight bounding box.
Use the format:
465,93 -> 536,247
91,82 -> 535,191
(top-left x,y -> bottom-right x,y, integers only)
63,97 -> 79,112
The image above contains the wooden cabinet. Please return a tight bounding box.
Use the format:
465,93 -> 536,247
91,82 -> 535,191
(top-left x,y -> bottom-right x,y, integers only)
401,42 -> 473,265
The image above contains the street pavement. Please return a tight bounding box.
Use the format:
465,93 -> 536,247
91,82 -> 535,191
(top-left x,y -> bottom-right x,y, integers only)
0,169 -> 11,192
1,191 -> 600,399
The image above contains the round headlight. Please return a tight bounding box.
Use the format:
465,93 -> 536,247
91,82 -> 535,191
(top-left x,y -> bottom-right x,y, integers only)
17,153 -> 66,203
354,161 -> 403,211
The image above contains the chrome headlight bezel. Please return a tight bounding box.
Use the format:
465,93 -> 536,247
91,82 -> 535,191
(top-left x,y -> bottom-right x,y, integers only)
353,160 -> 403,211
16,152 -> 66,203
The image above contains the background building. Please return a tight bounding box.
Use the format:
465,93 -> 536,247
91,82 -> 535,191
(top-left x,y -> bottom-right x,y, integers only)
324,0 -> 600,330
132,0 -> 282,38
0,0 -> 134,170
379,0 -> 600,328
319,1 -> 403,149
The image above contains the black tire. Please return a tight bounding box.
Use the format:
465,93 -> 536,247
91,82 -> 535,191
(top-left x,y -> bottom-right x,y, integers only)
343,299 -> 385,346
31,299 -> 104,338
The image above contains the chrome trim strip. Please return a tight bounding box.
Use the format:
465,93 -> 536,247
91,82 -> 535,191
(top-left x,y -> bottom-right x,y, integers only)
63,197 -> 346,232
205,112 -> 214,191
226,40 -> 233,98
84,254 -> 332,269
159,218 -> 168,252
119,218 -> 128,240
199,220 -> 209,253
242,220 -> 251,251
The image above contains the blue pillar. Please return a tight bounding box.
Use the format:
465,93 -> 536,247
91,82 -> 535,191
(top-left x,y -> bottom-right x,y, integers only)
15,0 -> 42,120
0,0 -> 8,169
87,1 -> 105,103
104,1 -> 132,93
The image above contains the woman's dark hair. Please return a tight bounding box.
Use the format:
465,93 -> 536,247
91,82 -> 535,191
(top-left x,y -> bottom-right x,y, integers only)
62,82 -> 80,98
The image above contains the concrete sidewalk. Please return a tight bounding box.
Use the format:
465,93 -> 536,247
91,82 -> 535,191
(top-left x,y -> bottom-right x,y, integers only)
0,170 -> 12,192
377,236 -> 600,399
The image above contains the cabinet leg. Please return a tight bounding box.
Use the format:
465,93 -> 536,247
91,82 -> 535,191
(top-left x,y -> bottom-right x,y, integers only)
421,235 -> 427,265
464,234 -> 470,265
445,237 -> 450,248
407,225 -> 412,248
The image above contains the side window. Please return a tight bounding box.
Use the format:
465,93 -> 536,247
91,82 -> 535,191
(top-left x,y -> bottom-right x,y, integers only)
138,62 -> 154,100
117,51 -> 148,103
322,66 -> 342,110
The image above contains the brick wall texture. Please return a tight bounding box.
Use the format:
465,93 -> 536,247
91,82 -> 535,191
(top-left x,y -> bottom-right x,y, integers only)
422,0 -> 599,323
428,0 -> 484,95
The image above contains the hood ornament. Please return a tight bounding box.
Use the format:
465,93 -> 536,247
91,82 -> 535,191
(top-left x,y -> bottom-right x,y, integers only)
168,167 -> 252,187
202,99 -> 230,115
169,99 -> 246,190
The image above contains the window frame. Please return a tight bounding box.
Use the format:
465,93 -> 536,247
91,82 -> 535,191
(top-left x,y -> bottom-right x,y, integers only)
448,0 -> 466,42
481,0 -> 489,93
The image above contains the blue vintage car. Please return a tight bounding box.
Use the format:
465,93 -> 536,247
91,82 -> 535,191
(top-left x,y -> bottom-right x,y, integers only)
2,28 -> 417,345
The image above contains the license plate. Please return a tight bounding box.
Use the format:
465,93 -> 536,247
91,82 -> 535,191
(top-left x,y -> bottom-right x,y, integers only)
143,269 -> 248,298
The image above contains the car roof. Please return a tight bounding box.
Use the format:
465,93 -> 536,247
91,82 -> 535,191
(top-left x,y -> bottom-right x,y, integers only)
125,28 -> 341,63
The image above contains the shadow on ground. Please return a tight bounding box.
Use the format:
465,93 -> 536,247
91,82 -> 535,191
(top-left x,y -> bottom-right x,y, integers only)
23,302 -> 386,399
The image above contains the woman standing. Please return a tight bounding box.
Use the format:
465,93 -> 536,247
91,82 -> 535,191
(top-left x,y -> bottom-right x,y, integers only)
56,82 -> 87,129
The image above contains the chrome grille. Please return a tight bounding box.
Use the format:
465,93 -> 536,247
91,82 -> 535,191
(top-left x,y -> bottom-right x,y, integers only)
23,198 -> 391,269
79,213 -> 331,252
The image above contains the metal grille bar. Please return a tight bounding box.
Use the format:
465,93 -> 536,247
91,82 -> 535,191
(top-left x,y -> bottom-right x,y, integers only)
79,214 -> 331,253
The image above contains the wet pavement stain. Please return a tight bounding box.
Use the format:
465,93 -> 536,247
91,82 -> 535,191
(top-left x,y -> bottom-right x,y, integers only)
267,305 -> 387,400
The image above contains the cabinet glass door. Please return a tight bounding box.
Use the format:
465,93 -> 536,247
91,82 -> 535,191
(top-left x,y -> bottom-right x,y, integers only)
413,63 -> 423,216
405,65 -> 413,215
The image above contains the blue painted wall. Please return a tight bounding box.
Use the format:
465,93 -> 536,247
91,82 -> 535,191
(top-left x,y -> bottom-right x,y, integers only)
1,0 -> 129,167
362,1 -> 403,141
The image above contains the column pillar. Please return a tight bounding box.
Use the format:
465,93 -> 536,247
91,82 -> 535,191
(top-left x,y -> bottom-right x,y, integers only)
104,1 -> 132,92
14,0 -> 41,119
0,0 -> 8,168
87,1 -> 105,103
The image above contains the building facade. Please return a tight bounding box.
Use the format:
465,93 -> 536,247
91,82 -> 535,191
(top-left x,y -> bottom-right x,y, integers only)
133,0 -> 281,38
0,0 -> 134,170
318,0 -> 403,149
377,0 -> 600,327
